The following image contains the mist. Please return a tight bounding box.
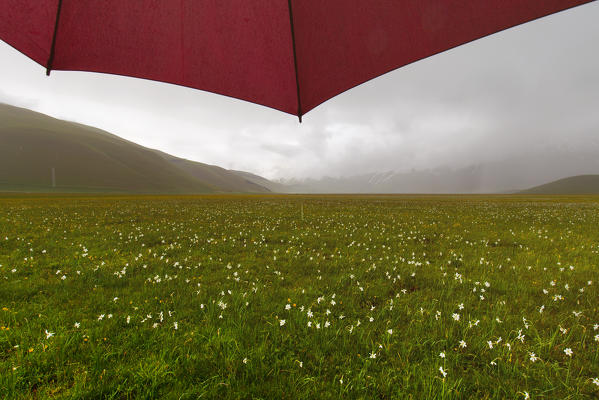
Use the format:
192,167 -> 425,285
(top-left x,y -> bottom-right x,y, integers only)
1,2 -> 598,189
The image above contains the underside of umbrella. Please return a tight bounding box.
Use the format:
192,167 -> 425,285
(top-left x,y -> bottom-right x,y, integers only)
0,0 -> 595,121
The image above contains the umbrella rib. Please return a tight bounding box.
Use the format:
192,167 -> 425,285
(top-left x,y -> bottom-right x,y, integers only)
287,0 -> 302,123
46,0 -> 64,76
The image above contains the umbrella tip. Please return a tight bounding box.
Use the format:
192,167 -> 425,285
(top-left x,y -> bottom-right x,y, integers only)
298,115 -> 302,123
46,68 -> 51,76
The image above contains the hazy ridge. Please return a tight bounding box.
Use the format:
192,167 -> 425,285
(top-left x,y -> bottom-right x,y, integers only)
278,149 -> 599,194
2,102 -> 598,195
518,175 -> 599,194
0,103 -> 273,194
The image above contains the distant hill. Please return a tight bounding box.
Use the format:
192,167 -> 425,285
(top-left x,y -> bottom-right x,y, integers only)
154,151 -> 272,193
518,175 -> 599,194
0,103 -> 272,193
280,147 -> 599,194
229,170 -> 288,193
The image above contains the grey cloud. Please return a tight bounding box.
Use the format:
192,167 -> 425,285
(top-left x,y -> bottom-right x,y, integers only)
0,2 -> 598,183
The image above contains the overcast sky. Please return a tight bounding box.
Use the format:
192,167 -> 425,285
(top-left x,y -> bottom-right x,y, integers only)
1,3 -> 598,180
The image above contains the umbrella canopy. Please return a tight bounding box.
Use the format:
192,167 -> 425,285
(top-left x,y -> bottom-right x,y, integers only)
1,1 -> 595,121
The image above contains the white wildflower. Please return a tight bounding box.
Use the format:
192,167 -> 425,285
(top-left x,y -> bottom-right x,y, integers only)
439,366 -> 447,377
564,348 -> 573,357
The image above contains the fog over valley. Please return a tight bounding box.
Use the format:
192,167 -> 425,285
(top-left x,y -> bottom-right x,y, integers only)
1,2 -> 598,193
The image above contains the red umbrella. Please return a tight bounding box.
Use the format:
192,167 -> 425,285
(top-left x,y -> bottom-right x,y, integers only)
1,1 -> 595,121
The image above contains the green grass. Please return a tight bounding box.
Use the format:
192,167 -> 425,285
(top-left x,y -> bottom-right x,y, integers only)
0,194 -> 598,399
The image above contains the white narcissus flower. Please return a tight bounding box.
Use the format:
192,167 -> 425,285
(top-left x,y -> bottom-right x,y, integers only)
564,348 -> 573,357
279,319 -> 286,326
439,366 -> 447,377
45,330 -> 54,339
74,322 -> 80,328
459,340 -> 467,348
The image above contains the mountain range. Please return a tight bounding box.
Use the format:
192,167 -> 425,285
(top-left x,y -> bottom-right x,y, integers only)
0,103 -> 273,193
2,102 -> 598,194
278,148 -> 599,194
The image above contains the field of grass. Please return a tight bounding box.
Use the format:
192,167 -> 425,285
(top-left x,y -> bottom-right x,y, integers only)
1,194 -> 598,399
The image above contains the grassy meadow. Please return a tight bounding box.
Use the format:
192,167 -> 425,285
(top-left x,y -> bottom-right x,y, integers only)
0,194 -> 598,399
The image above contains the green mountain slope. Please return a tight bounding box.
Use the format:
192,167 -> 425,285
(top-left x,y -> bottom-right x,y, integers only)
154,151 -> 270,193
519,175 -> 599,194
229,170 -> 288,193
0,103 -> 271,193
